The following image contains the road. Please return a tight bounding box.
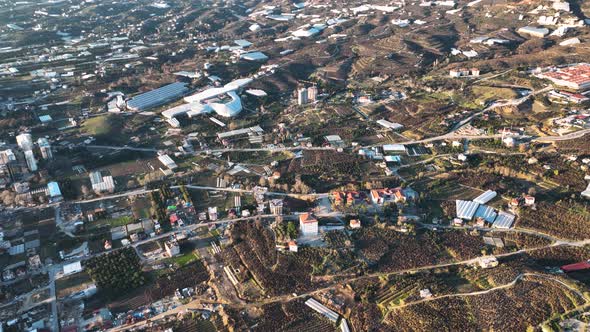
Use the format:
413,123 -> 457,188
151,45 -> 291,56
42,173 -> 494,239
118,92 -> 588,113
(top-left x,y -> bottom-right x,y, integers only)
385,272 -> 587,315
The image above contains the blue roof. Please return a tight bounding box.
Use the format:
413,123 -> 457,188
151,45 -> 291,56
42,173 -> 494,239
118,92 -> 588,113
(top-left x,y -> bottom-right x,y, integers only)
126,82 -> 188,111
47,182 -> 61,197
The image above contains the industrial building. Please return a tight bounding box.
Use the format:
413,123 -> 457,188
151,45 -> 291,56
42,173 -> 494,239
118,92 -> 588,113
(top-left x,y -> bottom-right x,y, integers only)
126,82 -> 189,111
161,78 -> 252,122
89,171 -> 115,194
537,63 -> 590,91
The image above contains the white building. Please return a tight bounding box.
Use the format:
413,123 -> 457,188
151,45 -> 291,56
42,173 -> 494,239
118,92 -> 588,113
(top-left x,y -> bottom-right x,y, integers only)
165,240 -> 180,257
297,87 -> 308,105
37,138 -> 53,159
299,212 -> 319,235
89,171 -> 115,194
24,150 -> 37,172
16,133 -> 34,151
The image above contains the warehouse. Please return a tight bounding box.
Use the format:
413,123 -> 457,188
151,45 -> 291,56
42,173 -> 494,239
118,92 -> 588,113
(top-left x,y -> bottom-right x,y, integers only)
126,82 -> 189,111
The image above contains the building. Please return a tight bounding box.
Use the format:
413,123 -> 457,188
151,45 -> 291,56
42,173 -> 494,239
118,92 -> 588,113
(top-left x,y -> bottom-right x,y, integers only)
562,260 -> 590,273
16,133 -> 34,151
307,85 -> 318,102
477,256 -> 499,269
47,182 -> 62,202
473,190 -> 497,205
289,240 -> 298,252
456,200 -> 479,220
305,298 -> 339,323
537,64 -> 590,91
297,87 -> 308,105
89,171 -> 115,194
269,199 -> 283,215
161,78 -> 252,121
349,219 -> 361,229
0,149 -> 16,164
517,26 -> 549,38
126,82 -> 189,111
157,154 -> 178,170
524,196 -> 535,206
370,188 -> 411,205
37,138 -> 53,159
299,212 -> 319,235
24,150 -> 37,172
165,240 -> 180,257
449,68 -> 470,77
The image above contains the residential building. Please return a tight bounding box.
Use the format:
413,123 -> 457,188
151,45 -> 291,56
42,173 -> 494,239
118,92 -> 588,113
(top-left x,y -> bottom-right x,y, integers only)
478,256 -> 499,268
165,240 -> 180,257
370,188 -> 414,205
269,199 -> 283,215
24,150 -> 37,172
16,133 -> 34,151
349,219 -> 361,229
299,212 -> 319,235
289,240 -> 298,252
524,196 -> 535,206
307,85 -> 318,102
37,138 -> 53,159
297,87 -> 308,105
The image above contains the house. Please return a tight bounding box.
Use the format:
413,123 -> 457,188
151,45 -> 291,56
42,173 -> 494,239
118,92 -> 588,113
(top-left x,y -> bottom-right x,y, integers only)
370,188 -> 398,205
419,289 -> 432,299
478,256 -> 499,268
289,241 -> 298,252
349,219 -> 361,229
524,196 -> 535,206
449,68 -> 470,77
165,240 -> 180,257
332,191 -> 366,206
299,212 -> 319,235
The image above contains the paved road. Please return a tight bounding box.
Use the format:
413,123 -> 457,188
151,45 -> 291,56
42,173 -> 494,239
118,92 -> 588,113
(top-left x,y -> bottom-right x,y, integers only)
533,128 -> 590,142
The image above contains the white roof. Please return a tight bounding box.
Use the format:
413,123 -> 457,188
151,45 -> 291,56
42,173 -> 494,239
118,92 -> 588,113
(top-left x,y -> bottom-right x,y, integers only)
63,261 -> 82,275
158,154 -> 178,169
493,211 -> 515,229
234,39 -> 252,47
377,119 -> 404,130
305,298 -> 339,323
240,51 -> 268,62
456,200 -> 479,220
473,190 -> 497,205
383,144 -> 406,152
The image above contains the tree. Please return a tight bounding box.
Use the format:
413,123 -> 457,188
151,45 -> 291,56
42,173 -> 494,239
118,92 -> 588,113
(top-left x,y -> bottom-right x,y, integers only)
287,221 -> 298,239
81,185 -> 91,197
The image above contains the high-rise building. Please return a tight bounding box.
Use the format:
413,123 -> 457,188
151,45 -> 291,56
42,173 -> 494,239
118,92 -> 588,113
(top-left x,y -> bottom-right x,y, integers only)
16,133 -> 34,151
37,138 -> 53,160
24,150 -> 37,172
297,87 -> 308,105
307,85 -> 318,102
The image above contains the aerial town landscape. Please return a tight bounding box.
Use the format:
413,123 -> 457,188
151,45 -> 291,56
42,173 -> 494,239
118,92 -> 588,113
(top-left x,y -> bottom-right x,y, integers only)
1,0 -> 590,331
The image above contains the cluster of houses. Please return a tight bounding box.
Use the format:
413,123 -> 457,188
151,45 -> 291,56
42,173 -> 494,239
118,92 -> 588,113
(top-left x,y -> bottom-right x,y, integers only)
331,187 -> 418,207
